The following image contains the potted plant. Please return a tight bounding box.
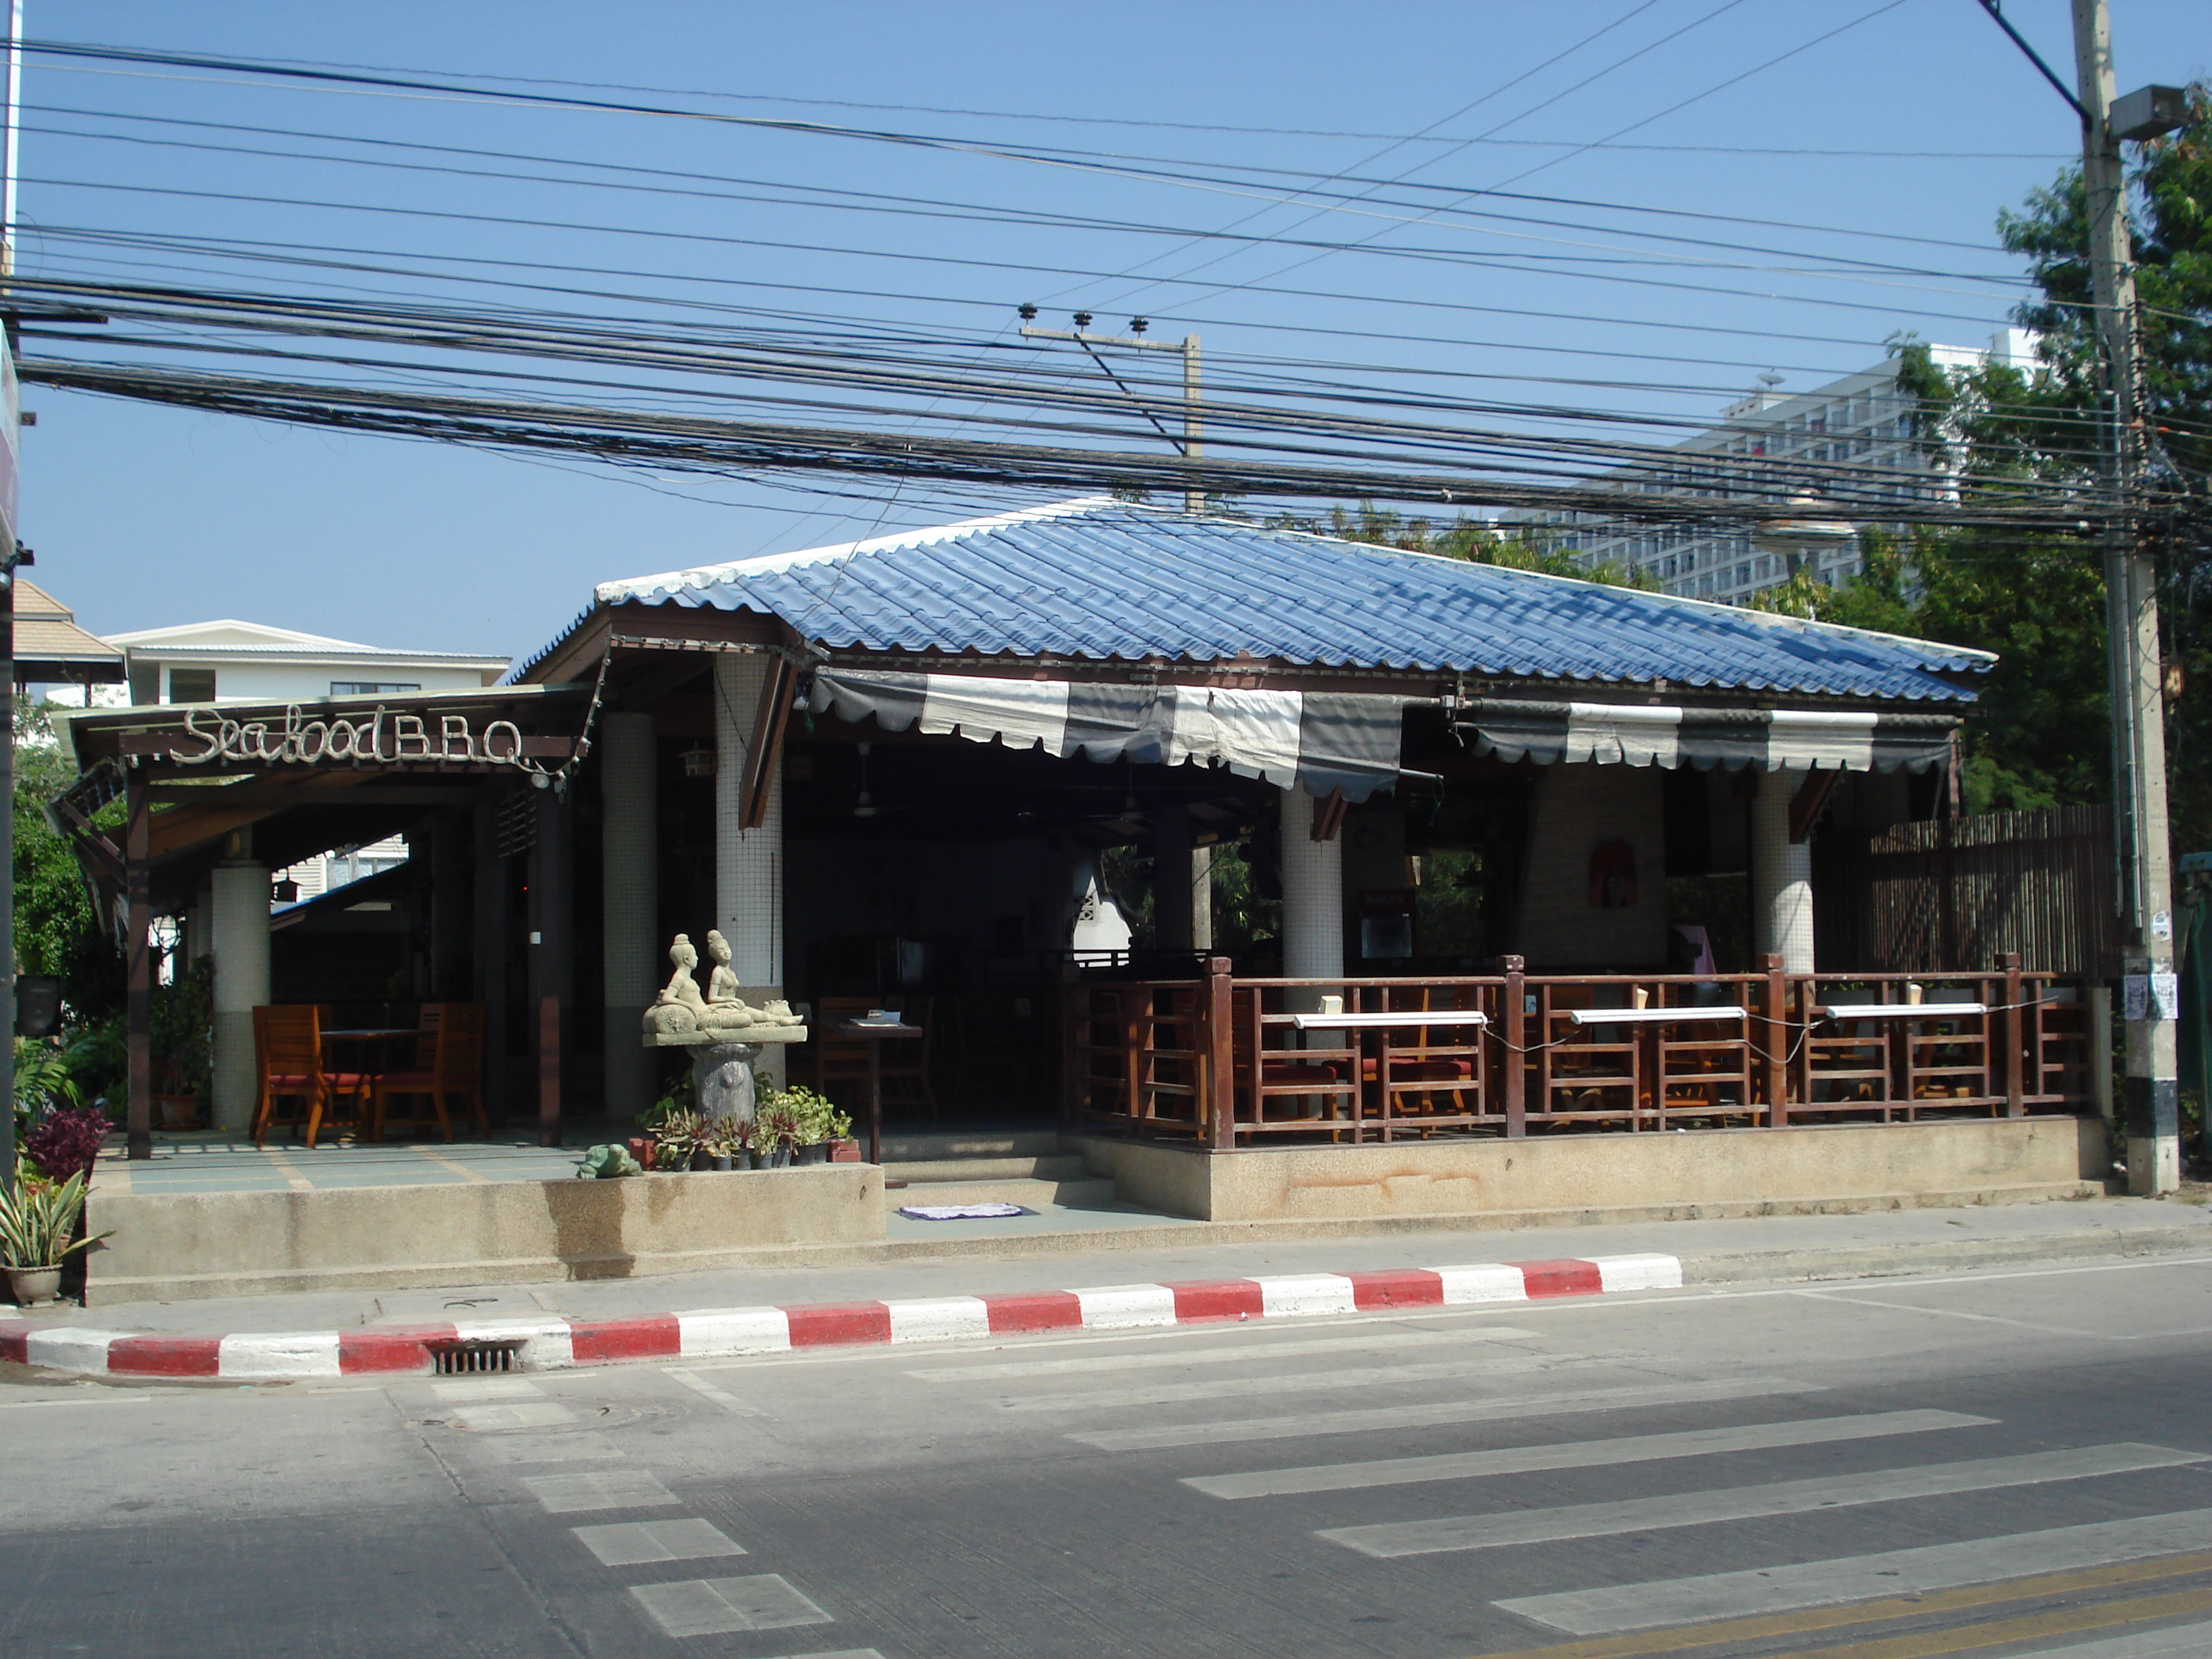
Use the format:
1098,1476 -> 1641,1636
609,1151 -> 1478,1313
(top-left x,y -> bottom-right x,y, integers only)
700,1115 -> 748,1172
753,1096 -> 800,1169
649,1108 -> 706,1173
776,1087 -> 848,1166
0,1171 -> 109,1305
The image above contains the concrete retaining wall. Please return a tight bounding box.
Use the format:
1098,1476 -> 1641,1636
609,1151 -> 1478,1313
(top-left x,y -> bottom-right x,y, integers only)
1079,1116 -> 2105,1223
84,1165 -> 886,1305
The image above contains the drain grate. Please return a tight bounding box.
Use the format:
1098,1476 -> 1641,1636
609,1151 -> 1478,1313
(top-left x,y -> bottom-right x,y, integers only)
430,1339 -> 525,1376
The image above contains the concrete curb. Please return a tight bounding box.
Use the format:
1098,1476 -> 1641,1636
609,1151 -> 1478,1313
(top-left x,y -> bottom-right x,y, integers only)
0,1252 -> 1683,1382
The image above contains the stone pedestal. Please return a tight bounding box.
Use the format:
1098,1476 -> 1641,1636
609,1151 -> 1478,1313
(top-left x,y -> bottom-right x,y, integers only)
644,1028 -> 806,1127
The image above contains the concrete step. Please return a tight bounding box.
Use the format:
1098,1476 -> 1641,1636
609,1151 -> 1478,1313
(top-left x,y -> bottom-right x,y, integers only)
881,1174 -> 1118,1210
879,1130 -> 1064,1163
883,1153 -> 1091,1184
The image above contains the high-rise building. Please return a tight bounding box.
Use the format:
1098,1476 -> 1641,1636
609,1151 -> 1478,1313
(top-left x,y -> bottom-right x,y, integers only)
1515,330 -> 2036,603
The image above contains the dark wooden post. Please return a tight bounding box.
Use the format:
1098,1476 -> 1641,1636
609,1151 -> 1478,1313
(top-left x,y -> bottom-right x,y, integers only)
537,994 -> 561,1144
1121,986 -> 1144,1125
472,795 -> 510,1125
1205,956 -> 1235,1150
1058,965 -> 1081,1133
1501,954 -> 1527,1138
125,770 -> 153,1161
1761,953 -> 1789,1128
1999,951 -> 2025,1117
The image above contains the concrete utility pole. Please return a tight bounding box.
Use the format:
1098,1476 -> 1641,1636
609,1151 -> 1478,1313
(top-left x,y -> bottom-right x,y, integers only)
0,0 -> 23,1195
1018,311 -> 1203,512
2072,0 -> 2180,1193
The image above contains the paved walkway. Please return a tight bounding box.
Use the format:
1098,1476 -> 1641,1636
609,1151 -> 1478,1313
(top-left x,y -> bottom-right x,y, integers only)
93,1133 -> 588,1195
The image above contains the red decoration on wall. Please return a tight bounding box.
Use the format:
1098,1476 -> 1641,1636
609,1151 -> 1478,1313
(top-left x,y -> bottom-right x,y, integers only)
1588,839 -> 1637,908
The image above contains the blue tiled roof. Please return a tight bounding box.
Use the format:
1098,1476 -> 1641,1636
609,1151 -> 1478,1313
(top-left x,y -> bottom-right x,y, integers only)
590,498 -> 1987,702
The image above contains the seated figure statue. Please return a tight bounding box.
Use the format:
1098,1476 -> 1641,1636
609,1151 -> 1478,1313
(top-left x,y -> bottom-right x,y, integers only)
641,934 -> 707,1035
697,930 -> 759,1031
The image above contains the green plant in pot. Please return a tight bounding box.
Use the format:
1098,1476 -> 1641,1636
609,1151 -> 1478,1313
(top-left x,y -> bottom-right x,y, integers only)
753,1096 -> 801,1169
699,1115 -> 748,1172
773,1085 -> 848,1165
0,1172 -> 109,1305
649,1108 -> 706,1173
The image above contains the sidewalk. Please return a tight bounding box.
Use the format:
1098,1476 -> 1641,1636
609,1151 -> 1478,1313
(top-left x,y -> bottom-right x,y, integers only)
6,1193 -> 2208,1382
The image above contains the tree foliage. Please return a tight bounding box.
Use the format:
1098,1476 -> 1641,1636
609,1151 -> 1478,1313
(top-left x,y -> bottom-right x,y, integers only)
1273,503 -> 1655,588
1758,86 -> 2212,846
12,697 -> 122,1024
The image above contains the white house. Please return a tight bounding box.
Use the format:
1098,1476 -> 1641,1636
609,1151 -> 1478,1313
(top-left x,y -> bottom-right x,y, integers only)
101,618 -> 509,707
96,619 -> 512,909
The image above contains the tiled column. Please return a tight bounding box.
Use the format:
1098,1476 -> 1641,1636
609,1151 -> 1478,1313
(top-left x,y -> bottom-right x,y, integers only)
1280,783 -> 1343,992
209,858 -> 271,1133
1750,768 -> 1815,972
599,711 -> 658,1120
714,655 -> 784,1083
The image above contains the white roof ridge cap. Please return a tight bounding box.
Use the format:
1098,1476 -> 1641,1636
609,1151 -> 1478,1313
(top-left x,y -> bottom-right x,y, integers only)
597,495 -> 1120,601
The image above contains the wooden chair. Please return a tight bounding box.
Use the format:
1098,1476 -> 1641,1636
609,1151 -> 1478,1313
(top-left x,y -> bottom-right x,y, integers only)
251,1004 -> 370,1150
802,995 -> 939,1121
411,1002 -> 446,1070
370,1003 -> 488,1143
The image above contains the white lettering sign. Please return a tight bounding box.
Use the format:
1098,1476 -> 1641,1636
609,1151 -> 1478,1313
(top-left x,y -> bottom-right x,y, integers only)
169,704 -> 541,770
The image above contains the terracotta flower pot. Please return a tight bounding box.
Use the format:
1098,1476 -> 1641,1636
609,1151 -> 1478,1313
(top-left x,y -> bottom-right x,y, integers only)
7,1265 -> 62,1307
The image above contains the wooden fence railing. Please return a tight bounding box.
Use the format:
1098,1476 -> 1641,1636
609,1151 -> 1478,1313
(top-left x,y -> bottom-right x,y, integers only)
1063,954 -> 2092,1148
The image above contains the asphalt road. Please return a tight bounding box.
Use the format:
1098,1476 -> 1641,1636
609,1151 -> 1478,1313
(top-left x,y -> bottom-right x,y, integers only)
6,1253 -> 2212,1658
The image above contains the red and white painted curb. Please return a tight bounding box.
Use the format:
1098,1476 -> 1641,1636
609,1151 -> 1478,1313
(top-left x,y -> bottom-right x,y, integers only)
0,1253 -> 1681,1383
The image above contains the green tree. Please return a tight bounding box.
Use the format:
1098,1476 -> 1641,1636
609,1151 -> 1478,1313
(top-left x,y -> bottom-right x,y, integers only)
12,696 -> 122,1023
1763,87 -> 2212,842
1272,503 -> 1655,588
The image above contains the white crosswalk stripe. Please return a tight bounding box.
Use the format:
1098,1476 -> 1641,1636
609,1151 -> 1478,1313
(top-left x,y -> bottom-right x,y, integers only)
1320,1444 -> 2209,1557
908,1325 -> 1534,1382
1069,1375 -> 1822,1452
1494,1506 -> 2212,1635
1184,1408 -> 1992,1499
994,1354 -> 1552,1413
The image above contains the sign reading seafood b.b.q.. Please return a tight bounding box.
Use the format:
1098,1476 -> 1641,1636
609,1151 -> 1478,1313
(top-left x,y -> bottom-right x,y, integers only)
169,703 -> 548,769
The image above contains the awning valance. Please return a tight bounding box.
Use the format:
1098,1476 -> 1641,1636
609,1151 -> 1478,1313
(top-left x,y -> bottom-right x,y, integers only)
806,668 -> 1408,801
1458,700 -> 1958,773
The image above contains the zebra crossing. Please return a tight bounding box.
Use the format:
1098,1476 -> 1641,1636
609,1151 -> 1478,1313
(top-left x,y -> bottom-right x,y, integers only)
425,1374 -> 881,1654
893,1317 -> 2212,1655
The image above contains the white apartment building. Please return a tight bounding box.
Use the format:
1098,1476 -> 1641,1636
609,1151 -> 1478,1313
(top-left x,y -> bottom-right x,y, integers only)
1519,330 -> 2036,603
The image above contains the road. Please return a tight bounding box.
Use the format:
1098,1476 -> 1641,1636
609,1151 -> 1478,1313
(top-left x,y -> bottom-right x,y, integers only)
4,1253 -> 2212,1658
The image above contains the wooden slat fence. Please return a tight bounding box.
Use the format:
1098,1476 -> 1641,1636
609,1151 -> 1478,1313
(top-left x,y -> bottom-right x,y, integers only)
1862,806 -> 2116,976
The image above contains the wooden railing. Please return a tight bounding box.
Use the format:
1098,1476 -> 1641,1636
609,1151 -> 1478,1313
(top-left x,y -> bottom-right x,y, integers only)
1063,954 -> 2093,1148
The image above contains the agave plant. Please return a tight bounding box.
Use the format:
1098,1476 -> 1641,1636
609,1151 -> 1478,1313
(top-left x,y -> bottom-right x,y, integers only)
0,1172 -> 109,1269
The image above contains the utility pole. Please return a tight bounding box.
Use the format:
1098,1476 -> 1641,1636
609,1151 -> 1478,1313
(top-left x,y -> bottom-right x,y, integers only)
1018,310 -> 1203,512
2072,0 -> 2180,1193
0,0 -> 23,1195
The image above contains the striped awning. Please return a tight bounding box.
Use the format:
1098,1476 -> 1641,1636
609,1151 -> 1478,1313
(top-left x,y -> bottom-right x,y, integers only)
806,668 -> 1408,801
1458,700 -> 1958,773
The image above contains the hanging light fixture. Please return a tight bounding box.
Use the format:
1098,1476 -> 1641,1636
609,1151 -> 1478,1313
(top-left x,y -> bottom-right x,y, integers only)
852,741 -> 878,819
679,742 -> 715,779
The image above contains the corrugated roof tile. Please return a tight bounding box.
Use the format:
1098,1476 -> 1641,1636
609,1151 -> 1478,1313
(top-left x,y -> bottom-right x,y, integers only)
582,498 -> 1987,701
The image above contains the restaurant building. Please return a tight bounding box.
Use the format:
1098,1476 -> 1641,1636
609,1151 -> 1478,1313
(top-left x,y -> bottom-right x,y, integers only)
53,499 -> 2095,1251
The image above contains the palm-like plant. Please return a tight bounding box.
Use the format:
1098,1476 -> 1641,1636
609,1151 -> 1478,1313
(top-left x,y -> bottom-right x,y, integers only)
0,1172 -> 109,1269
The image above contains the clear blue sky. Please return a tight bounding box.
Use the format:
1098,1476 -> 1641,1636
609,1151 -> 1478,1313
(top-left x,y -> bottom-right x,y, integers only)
14,0 -> 2206,665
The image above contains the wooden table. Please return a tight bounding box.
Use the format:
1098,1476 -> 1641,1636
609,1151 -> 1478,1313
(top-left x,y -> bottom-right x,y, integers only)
322,1027 -> 415,1138
834,1020 -> 922,1166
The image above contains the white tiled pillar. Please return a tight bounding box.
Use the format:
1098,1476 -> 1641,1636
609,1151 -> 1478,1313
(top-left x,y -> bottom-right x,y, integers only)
714,655 -> 785,1082
1280,783 -> 1343,989
209,859 -> 271,1133
1750,768 -> 1815,972
599,711 -> 658,1120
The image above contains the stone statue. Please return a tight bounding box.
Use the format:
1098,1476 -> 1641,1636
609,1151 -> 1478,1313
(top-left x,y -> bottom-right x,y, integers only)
642,929 -> 804,1038
641,935 -> 705,1035
701,930 -> 757,1029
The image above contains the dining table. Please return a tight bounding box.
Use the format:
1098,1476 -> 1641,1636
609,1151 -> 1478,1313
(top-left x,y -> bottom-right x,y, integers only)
320,1026 -> 418,1136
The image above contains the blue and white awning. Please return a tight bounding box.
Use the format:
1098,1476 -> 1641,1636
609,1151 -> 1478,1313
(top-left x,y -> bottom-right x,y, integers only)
805,667 -> 1407,801
1460,700 -> 1958,772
